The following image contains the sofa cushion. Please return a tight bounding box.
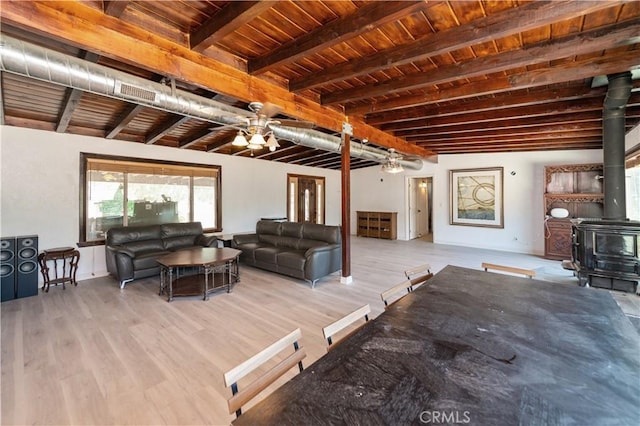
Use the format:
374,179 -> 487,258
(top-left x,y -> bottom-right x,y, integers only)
302,223 -> 341,244
133,250 -> 170,270
120,239 -> 165,255
258,233 -> 280,246
276,236 -> 302,249
108,225 -> 162,245
298,239 -> 329,250
255,247 -> 281,264
161,222 -> 203,238
281,222 -> 303,238
256,220 -> 282,236
163,235 -> 198,250
277,250 -> 306,270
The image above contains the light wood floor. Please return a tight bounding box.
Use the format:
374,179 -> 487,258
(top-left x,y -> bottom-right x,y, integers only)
2,237 -> 638,425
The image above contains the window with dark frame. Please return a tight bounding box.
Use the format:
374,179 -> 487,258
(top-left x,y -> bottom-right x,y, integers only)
80,153 -> 222,245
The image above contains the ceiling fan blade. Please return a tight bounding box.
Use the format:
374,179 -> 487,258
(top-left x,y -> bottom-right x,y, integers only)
259,102 -> 282,118
276,119 -> 315,129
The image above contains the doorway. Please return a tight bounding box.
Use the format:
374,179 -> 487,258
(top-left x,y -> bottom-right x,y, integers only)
409,177 -> 433,241
287,174 -> 325,224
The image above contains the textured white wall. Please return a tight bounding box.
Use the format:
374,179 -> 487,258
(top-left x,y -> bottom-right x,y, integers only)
0,126 -> 341,281
351,150 -> 604,255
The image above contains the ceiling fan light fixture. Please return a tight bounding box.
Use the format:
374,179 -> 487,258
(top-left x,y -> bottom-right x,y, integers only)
381,160 -> 404,174
381,148 -> 404,174
265,133 -> 280,152
232,131 -> 248,147
249,133 -> 266,146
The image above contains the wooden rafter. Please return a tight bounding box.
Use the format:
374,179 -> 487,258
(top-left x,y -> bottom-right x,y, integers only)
349,49 -> 639,116
322,19 -> 640,105
290,0 -> 624,92
249,1 -> 427,75
190,1 -> 274,52
104,1 -> 129,18
0,0 -> 432,158
365,84 -> 609,125
145,116 -> 191,145
56,50 -> 100,133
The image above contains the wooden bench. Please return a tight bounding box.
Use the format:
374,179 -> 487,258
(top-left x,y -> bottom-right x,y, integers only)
481,262 -> 536,279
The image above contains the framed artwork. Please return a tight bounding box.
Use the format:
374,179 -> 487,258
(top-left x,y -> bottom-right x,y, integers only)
450,167 -> 504,228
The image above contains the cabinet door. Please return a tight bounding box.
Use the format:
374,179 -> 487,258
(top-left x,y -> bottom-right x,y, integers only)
545,219 -> 572,260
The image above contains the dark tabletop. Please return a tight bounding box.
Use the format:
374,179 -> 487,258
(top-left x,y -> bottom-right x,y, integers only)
233,265 -> 640,426
156,247 -> 240,268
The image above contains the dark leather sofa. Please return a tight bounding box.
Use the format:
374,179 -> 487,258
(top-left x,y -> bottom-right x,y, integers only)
105,222 -> 218,288
232,220 -> 341,288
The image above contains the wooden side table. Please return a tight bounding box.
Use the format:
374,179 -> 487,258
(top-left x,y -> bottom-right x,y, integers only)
37,247 -> 80,292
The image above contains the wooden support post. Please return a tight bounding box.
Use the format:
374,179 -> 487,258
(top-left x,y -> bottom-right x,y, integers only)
341,122 -> 352,284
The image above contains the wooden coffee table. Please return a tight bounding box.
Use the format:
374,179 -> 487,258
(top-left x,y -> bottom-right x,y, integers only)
157,247 -> 241,302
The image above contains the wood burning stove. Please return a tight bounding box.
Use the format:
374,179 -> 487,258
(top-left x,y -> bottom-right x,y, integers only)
570,72 -> 639,293
572,220 -> 640,293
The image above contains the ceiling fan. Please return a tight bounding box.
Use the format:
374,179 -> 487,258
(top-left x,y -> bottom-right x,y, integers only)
381,148 -> 404,173
230,102 -> 314,152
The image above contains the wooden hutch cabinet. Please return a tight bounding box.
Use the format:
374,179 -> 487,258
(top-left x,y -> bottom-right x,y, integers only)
357,211 -> 397,240
543,163 -> 604,260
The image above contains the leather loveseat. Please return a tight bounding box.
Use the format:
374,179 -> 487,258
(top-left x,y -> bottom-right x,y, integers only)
105,222 -> 218,288
232,220 -> 341,288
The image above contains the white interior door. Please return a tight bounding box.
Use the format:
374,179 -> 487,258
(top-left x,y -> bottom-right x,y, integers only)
409,178 -> 419,239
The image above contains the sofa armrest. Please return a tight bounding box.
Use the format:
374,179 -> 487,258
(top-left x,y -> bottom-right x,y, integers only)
233,233 -> 259,245
304,244 -> 338,256
303,244 -> 342,282
196,233 -> 218,247
107,245 -> 136,258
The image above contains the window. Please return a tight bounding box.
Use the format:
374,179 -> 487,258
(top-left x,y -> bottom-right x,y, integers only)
80,153 -> 221,244
626,150 -> 640,221
287,174 -> 325,224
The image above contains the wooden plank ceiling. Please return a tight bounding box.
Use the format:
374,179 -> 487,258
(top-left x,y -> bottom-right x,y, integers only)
1,1 -> 639,170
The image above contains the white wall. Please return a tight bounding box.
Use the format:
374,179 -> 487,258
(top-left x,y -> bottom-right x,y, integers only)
626,123 -> 640,153
3,123 -> 637,279
0,126 -> 341,281
351,150 -> 603,255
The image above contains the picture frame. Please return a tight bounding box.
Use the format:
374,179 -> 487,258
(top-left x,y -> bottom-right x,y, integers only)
450,167 -> 504,228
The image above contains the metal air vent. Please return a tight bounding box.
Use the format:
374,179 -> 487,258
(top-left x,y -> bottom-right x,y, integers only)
115,81 -> 156,102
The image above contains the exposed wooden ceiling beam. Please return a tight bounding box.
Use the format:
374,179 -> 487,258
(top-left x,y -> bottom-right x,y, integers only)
365,84 -> 609,125
257,146 -> 311,161
179,126 -> 213,149
290,0 -> 624,92
56,50 -> 100,133
323,19 -> 640,105
0,0 -> 432,158
351,49 -> 640,118
430,141 -> 602,154
349,65 -> 640,118
145,115 -> 191,145
249,1 -> 427,75
398,106 -> 640,138
105,104 -> 144,139
190,2 -> 274,52
416,129 -> 602,146
104,1 -> 129,18
383,97 -> 608,132
410,122 -> 604,141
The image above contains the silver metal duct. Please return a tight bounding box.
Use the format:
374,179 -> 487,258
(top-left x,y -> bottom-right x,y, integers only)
0,34 -> 422,170
0,35 -> 251,127
271,125 -> 423,170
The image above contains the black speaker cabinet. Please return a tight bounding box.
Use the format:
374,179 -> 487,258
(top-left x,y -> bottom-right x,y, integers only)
16,235 -> 38,298
1,237 -> 17,302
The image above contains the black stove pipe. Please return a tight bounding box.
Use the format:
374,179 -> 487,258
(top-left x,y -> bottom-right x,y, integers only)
602,72 -> 632,221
